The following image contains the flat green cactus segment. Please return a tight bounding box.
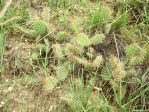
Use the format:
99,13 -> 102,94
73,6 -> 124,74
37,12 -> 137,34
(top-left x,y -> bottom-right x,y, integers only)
76,34 -> 92,47
91,33 -> 106,45
43,76 -> 59,92
56,31 -> 70,42
33,21 -> 48,36
56,62 -> 71,81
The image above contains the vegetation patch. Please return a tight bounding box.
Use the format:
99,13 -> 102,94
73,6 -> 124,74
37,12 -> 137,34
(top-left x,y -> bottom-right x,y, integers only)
0,0 -> 149,112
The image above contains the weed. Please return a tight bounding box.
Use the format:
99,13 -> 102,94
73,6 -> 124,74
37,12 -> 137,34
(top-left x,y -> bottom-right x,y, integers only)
88,6 -> 111,29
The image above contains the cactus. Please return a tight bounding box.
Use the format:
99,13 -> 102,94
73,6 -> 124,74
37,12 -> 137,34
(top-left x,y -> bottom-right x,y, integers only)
56,61 -> 74,81
14,21 -> 49,39
33,20 -> 48,36
75,33 -> 106,47
52,44 -> 65,60
126,43 -> 142,58
64,43 -> 84,55
76,33 -> 92,47
102,55 -> 126,81
67,53 -> 103,69
42,76 -> 59,92
56,64 -> 69,81
93,55 -> 103,67
13,25 -> 37,38
71,18 -> 81,33
31,52 -> 39,60
90,33 -> 106,45
55,31 -> 70,43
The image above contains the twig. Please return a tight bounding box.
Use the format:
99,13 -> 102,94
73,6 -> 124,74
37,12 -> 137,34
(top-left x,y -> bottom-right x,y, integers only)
143,34 -> 149,40
113,32 -> 120,58
0,16 -> 20,26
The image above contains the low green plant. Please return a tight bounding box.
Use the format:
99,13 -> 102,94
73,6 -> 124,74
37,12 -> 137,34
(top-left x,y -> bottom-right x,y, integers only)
48,0 -> 54,12
76,33 -> 92,47
88,6 -> 111,29
101,55 -> 149,111
102,55 -> 126,81
59,11 -> 68,27
0,0 -> 19,28
0,0 -> 149,111
115,0 -> 147,6
90,33 -> 106,45
31,52 -> 39,61
42,76 -> 59,92
56,61 -> 74,81
66,78 -> 97,112
120,27 -> 138,43
33,21 -> 48,36
71,19 -> 81,33
75,33 -> 106,47
112,10 -> 130,30
52,43 -> 65,61
126,43 -> 147,66
63,77 -> 122,112
14,20 -> 49,39
67,53 -> 103,69
55,31 -> 70,43
0,0 -> 29,74
64,43 -> 84,55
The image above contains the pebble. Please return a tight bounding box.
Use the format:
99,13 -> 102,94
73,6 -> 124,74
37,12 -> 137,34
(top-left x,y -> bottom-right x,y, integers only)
0,101 -> 5,105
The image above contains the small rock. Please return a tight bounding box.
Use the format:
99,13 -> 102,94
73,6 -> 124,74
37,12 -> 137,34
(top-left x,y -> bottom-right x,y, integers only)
0,101 -> 5,105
